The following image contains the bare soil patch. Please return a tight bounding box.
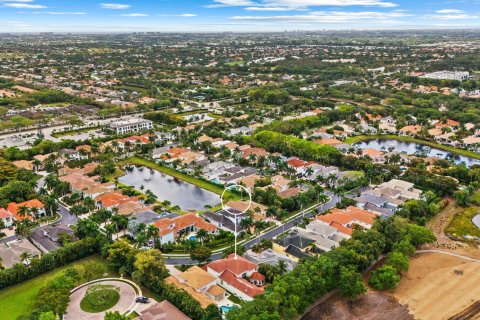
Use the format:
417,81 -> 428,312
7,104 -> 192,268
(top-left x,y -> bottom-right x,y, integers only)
301,292 -> 412,320
393,253 -> 480,320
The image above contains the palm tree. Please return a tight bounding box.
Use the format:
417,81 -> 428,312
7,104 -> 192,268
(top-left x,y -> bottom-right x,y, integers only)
196,229 -> 209,246
146,225 -> 159,245
105,223 -> 116,242
17,206 -> 30,220
30,207 -> 39,220
32,159 -> 42,172
44,195 -> 58,217
20,252 -> 32,264
83,197 -> 96,212
277,260 -> 288,275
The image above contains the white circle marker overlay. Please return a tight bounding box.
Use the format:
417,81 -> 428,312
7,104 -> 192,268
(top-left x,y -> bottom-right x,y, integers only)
220,184 -> 252,259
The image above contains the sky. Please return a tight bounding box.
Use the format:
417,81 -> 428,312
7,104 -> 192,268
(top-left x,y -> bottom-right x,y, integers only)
1,0 -> 480,32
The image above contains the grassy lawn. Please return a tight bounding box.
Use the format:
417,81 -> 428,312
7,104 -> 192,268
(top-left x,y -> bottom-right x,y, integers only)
225,60 -> 245,66
344,134 -> 480,160
208,112 -> 224,119
471,192 -> 480,206
119,156 -> 232,197
446,206 -> 480,239
0,255 -> 111,320
80,284 -> 120,313
227,291 -> 243,304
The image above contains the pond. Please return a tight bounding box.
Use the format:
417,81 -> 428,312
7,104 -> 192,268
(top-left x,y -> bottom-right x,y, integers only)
354,139 -> 480,167
118,166 -> 221,211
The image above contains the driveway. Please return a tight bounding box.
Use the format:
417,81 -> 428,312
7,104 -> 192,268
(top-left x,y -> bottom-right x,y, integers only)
65,279 -> 139,320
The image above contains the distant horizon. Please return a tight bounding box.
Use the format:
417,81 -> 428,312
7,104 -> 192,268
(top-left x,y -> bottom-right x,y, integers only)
2,27 -> 480,34
1,0 -> 480,32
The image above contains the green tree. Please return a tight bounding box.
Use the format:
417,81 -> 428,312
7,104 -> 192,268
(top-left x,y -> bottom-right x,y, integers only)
368,265 -> 401,290
338,266 -> 366,300
386,251 -> 409,273
132,249 -> 169,286
403,224 -> 436,247
107,239 -> 136,274
190,247 -> 212,264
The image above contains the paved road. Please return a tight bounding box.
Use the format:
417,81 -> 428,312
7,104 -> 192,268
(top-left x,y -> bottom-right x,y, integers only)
164,192 -> 340,265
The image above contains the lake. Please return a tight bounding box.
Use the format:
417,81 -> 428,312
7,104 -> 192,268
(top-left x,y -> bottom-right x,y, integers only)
354,139 -> 480,167
118,166 -> 221,211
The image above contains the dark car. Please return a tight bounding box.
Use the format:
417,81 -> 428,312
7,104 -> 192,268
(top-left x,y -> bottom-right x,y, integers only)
135,296 -> 149,303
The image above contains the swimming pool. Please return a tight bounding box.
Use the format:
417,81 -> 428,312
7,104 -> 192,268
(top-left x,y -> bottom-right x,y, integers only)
220,305 -> 236,314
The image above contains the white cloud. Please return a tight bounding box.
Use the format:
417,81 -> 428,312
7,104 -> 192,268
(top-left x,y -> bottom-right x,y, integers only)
230,10 -> 409,23
101,3 -> 131,10
245,6 -> 299,10
426,13 -> 478,20
207,0 -> 397,9
3,3 -> 47,8
28,11 -> 86,15
436,9 -> 463,14
121,13 -> 147,16
177,13 -> 197,17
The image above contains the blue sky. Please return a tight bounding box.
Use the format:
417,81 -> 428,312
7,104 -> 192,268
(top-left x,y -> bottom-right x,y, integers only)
1,0 -> 480,32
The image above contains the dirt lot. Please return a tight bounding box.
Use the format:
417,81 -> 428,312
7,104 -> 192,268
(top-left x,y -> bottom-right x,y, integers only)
301,292 -> 412,320
393,253 -> 480,320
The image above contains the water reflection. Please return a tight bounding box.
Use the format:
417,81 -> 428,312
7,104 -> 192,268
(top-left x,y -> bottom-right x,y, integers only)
118,166 -> 221,211
354,139 -> 480,167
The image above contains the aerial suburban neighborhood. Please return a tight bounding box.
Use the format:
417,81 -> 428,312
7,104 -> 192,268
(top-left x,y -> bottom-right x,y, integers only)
1,1 -> 480,320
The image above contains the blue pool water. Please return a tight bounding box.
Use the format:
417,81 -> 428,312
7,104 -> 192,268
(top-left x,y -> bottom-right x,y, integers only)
189,236 -> 197,241
220,306 -> 235,314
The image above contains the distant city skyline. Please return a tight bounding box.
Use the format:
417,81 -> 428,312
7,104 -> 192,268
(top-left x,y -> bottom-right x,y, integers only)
0,0 -> 480,32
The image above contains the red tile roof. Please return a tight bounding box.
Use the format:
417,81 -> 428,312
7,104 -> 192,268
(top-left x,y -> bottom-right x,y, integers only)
0,208 -> 12,219
219,270 -> 264,298
153,213 -> 216,238
329,221 -> 353,236
207,253 -> 257,276
250,271 -> 265,282
7,199 -> 44,221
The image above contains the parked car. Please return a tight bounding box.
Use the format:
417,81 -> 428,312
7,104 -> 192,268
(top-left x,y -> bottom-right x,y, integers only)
135,296 -> 149,303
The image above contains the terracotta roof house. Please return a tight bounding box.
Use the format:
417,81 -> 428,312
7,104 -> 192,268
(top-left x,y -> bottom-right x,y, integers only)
224,200 -> 267,221
135,300 -> 191,320
0,208 -> 14,227
153,213 -> 217,245
206,253 -> 265,301
399,125 -> 422,136
95,192 -> 140,209
7,199 -> 46,221
317,206 -> 377,236
241,147 -> 269,159
166,266 -> 225,308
